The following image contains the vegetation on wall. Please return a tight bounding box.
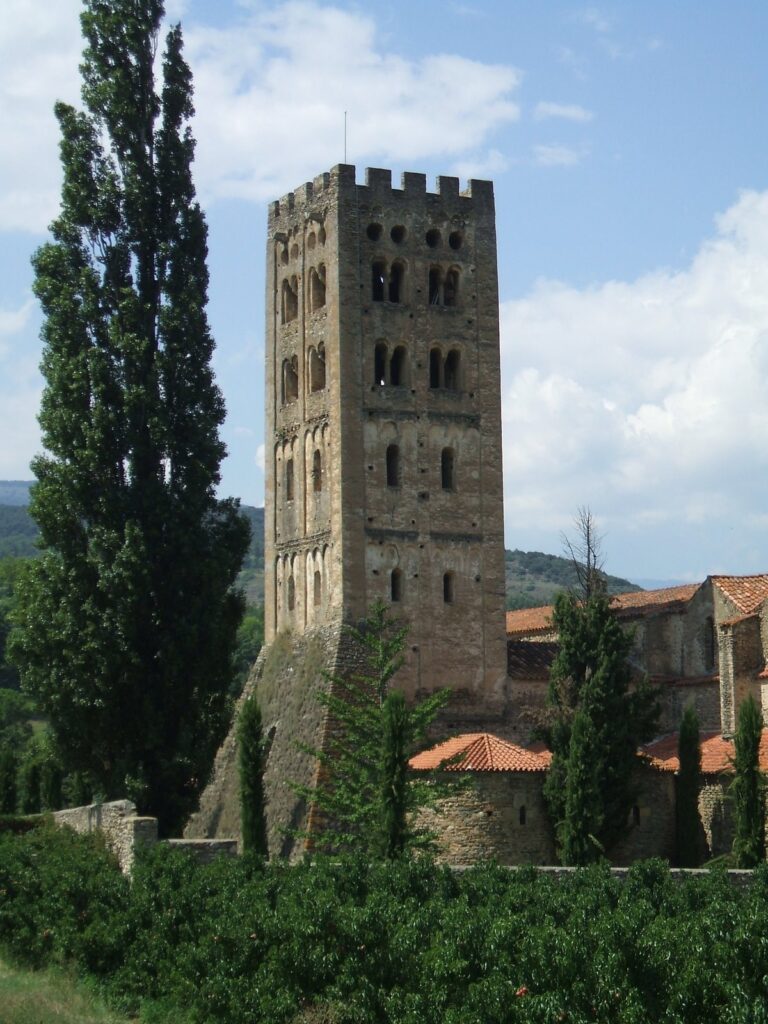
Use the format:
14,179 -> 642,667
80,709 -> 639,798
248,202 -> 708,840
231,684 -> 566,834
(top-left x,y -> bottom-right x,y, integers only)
8,0 -> 249,835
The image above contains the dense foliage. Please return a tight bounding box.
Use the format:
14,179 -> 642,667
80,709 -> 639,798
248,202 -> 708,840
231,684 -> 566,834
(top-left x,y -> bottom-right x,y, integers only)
9,0 -> 249,833
676,704 -> 703,867
731,695 -> 766,869
544,587 -> 659,865
2,827 -> 768,1024
294,601 -> 451,857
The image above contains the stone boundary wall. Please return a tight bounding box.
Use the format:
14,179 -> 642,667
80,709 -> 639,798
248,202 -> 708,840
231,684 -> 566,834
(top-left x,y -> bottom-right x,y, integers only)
53,800 -> 238,873
53,800 -> 157,874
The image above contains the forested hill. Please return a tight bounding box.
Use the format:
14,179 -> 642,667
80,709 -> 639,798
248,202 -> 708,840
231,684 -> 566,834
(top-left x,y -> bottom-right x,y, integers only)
505,548 -> 642,610
0,484 -> 640,609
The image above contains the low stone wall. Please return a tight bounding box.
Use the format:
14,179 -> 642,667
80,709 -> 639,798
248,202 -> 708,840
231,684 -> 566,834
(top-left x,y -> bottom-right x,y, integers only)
53,800 -> 239,873
53,800 -> 157,874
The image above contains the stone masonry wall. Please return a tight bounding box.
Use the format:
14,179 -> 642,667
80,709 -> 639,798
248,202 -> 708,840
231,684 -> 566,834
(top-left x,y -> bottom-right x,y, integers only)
53,800 -> 157,874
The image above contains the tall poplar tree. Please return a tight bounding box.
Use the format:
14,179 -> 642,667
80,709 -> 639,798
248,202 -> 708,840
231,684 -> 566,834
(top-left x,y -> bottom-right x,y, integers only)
10,0 -> 249,833
675,704 -> 702,867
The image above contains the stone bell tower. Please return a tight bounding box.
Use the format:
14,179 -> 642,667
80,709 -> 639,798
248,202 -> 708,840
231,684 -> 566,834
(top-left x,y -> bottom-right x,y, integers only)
265,164 -> 507,703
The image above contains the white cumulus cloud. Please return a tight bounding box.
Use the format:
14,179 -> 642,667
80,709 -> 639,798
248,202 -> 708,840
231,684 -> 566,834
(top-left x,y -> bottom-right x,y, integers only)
534,102 -> 593,122
499,189 -> 768,574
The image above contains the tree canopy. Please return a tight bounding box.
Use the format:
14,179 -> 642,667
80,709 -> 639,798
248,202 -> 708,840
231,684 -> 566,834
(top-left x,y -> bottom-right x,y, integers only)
10,0 -> 248,834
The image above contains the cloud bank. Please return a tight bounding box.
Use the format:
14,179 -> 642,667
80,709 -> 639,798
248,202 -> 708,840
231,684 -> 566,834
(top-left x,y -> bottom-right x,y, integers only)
500,188 -> 768,574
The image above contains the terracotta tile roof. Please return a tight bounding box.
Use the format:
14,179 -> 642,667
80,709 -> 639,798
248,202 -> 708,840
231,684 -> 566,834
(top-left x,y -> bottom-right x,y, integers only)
641,730 -> 768,774
759,666 -> 768,680
505,606 -> 555,636
409,733 -> 549,773
712,575 -> 768,616
507,641 -> 559,680
506,584 -> 701,637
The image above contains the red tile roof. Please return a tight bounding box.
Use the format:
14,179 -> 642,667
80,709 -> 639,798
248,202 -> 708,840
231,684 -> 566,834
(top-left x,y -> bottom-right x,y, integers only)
506,583 -> 701,637
641,730 -> 768,774
712,575 -> 768,615
409,733 -> 549,773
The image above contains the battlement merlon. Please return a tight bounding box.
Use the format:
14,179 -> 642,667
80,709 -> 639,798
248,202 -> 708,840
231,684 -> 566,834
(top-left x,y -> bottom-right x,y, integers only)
268,165 -> 495,224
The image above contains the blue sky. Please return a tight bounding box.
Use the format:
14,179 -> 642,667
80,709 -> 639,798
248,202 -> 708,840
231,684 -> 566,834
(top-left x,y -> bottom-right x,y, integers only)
1,1 -> 767,583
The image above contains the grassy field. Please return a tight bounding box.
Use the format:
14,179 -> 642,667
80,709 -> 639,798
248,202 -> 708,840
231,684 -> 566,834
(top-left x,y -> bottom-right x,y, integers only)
0,959 -> 133,1024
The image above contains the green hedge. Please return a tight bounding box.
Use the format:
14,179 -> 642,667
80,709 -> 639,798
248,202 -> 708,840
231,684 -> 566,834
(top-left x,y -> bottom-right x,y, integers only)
2,828 -> 768,1023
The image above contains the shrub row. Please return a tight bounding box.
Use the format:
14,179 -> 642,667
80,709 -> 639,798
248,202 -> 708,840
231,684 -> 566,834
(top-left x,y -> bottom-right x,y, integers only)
2,827 -> 768,1023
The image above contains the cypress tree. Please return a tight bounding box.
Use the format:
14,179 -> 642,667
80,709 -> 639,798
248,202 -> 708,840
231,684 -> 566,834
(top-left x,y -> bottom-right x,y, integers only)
561,708 -> 602,866
544,567 -> 658,864
238,693 -> 268,857
731,695 -> 766,868
10,1 -> 249,834
675,704 -> 702,867
378,690 -> 410,860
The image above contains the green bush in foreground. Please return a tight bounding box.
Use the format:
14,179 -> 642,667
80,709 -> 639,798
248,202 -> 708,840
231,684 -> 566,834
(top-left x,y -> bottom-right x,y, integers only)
3,827 -> 768,1023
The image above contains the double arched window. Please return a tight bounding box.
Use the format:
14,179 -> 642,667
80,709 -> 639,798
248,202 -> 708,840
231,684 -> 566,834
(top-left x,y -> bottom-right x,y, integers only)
281,276 -> 299,323
308,264 -> 326,312
307,343 -> 325,392
428,266 -> 460,307
373,342 -> 409,387
371,260 -> 406,303
282,355 -> 299,404
429,348 -> 461,391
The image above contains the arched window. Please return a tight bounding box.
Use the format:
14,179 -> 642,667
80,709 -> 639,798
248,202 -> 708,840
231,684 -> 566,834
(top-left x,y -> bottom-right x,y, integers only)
390,346 -> 407,387
429,348 -> 442,389
308,344 -> 325,392
441,448 -> 455,490
386,444 -> 400,487
372,260 -> 386,302
309,264 -> 326,311
287,575 -> 295,611
282,356 -> 299,404
428,267 -> 442,305
389,262 -> 404,303
314,570 -> 322,606
518,805 -> 527,826
312,449 -> 322,493
285,458 -> 294,502
444,268 -> 459,307
704,616 -> 716,670
374,343 -> 387,386
444,349 -> 460,391
281,277 -> 298,323
443,571 -> 454,604
390,568 -> 402,603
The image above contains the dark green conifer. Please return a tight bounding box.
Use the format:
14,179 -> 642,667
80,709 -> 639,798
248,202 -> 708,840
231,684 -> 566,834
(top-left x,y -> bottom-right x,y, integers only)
238,693 -> 268,857
378,690 -> 410,860
731,695 -> 766,868
675,704 -> 702,867
10,0 -> 248,834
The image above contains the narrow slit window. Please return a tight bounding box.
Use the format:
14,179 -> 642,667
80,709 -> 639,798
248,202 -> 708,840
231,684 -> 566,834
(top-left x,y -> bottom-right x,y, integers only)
285,458 -> 294,502
374,343 -> 387,386
372,261 -> 386,302
312,449 -> 322,493
444,268 -> 459,307
632,805 -> 641,826
390,568 -> 402,602
443,571 -> 454,604
386,444 -> 400,487
441,448 -> 455,490
519,805 -> 527,826
389,262 -> 404,303
429,348 -> 442,389
428,267 -> 442,305
444,349 -> 460,391
314,570 -> 321,606
287,576 -> 295,611
390,346 -> 407,387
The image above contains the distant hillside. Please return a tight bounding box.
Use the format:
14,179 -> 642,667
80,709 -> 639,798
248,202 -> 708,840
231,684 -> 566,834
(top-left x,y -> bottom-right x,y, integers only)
0,481 -> 33,506
0,484 -> 642,611
505,549 -> 642,610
